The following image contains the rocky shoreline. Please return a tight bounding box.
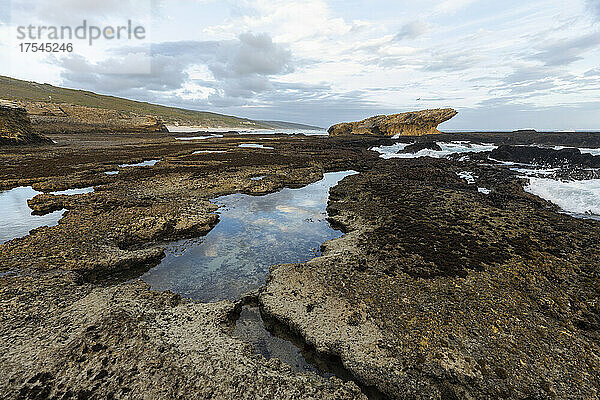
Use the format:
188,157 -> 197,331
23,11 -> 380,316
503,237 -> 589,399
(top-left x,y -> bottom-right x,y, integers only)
260,158 -> 600,398
1,132 -> 599,399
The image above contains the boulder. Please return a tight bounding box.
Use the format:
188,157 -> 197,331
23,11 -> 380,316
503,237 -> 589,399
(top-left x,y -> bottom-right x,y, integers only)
0,101 -> 51,145
328,108 -> 458,137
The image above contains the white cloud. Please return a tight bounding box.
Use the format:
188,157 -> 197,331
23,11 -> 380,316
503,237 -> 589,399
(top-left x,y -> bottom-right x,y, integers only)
434,0 -> 478,14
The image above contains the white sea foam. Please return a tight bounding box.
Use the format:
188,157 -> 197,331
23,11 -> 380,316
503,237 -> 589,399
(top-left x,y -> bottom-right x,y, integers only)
457,171 -> 477,184
372,141 -> 497,159
510,167 -> 559,176
581,148 -> 600,156
524,178 -> 600,218
478,187 -> 491,195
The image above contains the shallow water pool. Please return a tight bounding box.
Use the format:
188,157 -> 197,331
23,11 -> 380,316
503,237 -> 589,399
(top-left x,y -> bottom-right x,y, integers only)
141,170 -> 356,302
0,187 -> 66,244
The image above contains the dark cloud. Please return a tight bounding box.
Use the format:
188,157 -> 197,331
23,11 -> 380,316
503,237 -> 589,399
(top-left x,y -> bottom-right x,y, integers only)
56,32 -> 294,105
531,31 -> 600,66
394,21 -> 428,41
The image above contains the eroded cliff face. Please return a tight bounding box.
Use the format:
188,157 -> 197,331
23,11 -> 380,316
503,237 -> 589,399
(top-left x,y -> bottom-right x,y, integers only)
19,101 -> 169,134
0,101 -> 51,145
328,108 -> 458,137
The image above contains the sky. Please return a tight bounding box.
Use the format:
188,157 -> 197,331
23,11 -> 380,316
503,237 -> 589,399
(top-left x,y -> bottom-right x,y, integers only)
0,0 -> 599,130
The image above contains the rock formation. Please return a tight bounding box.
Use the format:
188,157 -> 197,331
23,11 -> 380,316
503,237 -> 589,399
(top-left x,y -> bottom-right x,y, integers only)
0,101 -> 51,145
328,108 -> 458,137
490,145 -> 600,168
20,101 -> 169,134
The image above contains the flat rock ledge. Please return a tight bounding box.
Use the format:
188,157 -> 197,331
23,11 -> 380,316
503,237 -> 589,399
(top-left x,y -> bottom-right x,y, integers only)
328,109 -> 458,137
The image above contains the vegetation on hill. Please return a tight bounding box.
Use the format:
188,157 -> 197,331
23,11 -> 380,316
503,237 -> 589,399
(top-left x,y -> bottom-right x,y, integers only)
0,76 -> 316,130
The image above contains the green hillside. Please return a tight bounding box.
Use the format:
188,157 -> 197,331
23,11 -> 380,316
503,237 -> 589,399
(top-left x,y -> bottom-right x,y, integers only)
0,76 -> 272,129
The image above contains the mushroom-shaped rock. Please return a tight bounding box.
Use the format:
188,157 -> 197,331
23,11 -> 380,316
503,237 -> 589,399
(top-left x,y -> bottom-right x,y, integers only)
328,108 -> 458,137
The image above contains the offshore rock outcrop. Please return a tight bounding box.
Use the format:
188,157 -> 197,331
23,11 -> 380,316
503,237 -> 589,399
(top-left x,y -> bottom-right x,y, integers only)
0,101 -> 51,145
21,101 -> 169,134
328,109 -> 458,137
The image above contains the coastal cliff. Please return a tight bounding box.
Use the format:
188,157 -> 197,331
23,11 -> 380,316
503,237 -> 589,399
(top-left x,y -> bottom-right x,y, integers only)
0,101 -> 51,145
19,101 -> 169,134
328,108 -> 458,137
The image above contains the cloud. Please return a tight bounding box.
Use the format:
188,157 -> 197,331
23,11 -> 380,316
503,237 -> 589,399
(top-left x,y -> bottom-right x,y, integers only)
531,31 -> 600,66
9,0 -> 149,25
447,99 -> 600,131
55,32 -> 294,106
584,67 -> 600,77
58,53 -> 183,92
434,0 -> 477,14
394,21 -> 428,41
588,0 -> 600,20
422,50 -> 480,72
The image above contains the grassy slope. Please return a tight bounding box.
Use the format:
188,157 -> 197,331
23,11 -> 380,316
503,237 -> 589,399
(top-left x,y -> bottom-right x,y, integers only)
0,76 -> 278,129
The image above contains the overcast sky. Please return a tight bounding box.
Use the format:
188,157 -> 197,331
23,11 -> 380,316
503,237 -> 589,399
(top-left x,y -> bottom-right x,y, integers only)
1,0 -> 599,130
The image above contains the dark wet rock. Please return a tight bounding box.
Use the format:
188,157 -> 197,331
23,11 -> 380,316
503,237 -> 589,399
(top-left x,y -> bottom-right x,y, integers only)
398,141 -> 442,154
549,168 -> 600,181
328,109 -> 458,137
261,158 -> 600,399
490,145 -> 600,167
512,129 -> 537,134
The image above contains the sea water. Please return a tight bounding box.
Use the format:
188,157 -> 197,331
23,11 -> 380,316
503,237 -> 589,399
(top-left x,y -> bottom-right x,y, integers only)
0,187 -> 65,244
